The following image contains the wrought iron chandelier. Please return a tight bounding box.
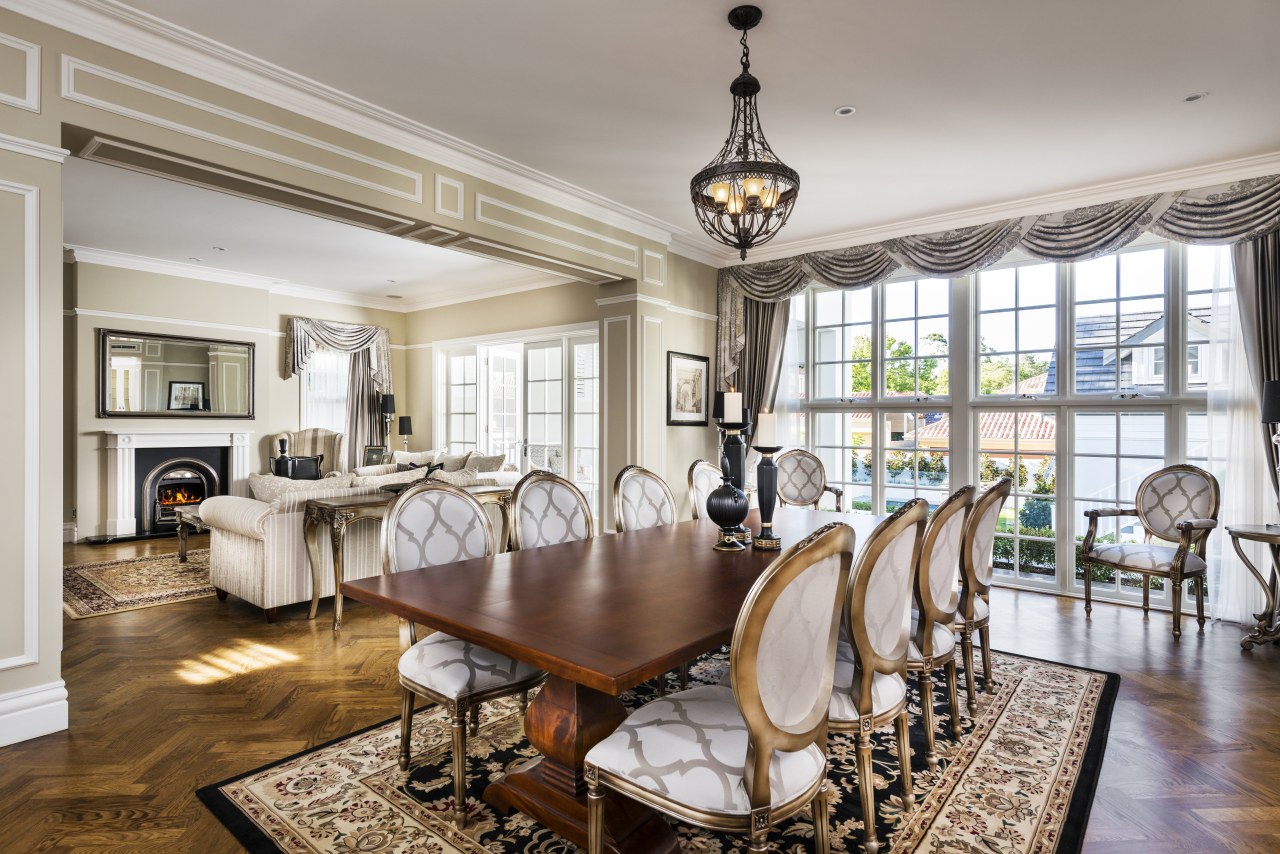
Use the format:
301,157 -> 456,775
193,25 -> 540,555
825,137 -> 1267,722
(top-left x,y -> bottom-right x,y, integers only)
690,5 -> 799,261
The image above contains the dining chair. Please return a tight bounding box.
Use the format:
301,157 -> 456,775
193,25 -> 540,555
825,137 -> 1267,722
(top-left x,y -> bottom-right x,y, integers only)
909,485 -> 975,769
776,449 -> 844,511
613,465 -> 676,533
958,477 -> 1012,713
510,470 -> 594,549
688,458 -> 724,520
1081,464 -> 1219,638
584,522 -> 855,854
382,482 -> 546,827
828,497 -> 928,854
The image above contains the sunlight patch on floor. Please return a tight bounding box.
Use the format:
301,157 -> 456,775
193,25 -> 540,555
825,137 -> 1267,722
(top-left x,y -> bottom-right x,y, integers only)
175,640 -> 300,684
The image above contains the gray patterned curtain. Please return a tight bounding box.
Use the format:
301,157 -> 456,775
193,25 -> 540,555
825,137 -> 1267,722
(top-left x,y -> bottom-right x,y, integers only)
730,297 -> 789,418
1232,231 -> 1280,499
718,174 -> 1280,385
344,348 -> 382,470
286,317 -> 393,394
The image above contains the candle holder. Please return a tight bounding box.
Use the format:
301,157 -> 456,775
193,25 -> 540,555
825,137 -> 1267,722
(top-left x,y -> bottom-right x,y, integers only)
706,470 -> 750,552
716,413 -> 752,543
752,445 -> 783,550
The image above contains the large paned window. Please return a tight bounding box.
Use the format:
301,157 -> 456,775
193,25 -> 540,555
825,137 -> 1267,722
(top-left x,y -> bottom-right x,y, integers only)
977,411 -> 1058,584
976,263 -> 1056,397
571,340 -> 601,515
883,278 -> 950,398
301,347 -> 351,433
445,353 -> 479,454
1072,247 -> 1167,395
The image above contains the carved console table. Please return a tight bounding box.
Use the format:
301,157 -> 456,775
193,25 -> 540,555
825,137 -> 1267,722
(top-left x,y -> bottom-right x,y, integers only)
1226,524 -> 1280,649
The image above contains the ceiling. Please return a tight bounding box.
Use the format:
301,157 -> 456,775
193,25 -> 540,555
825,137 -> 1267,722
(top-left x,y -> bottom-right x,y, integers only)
63,157 -> 570,311
100,0 -> 1280,262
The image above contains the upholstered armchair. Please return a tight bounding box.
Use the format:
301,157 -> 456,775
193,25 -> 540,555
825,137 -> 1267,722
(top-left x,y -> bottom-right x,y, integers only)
776,449 -> 843,511
1081,464 -> 1220,638
273,428 -> 348,475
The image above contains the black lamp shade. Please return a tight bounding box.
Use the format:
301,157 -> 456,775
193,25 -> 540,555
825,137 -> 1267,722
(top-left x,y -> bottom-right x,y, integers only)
398,415 -> 413,436
380,394 -> 396,416
1262,381 -> 1280,424
712,390 -> 725,420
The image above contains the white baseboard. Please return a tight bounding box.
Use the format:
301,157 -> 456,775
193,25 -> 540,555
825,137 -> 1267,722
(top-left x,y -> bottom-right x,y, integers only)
0,680 -> 69,747
63,522 -> 75,543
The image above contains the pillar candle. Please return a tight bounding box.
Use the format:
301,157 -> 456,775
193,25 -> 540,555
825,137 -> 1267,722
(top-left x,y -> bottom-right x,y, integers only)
755,412 -> 776,446
723,391 -> 743,423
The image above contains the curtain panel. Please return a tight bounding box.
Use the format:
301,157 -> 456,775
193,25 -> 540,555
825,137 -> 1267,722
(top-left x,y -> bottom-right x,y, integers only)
285,317 -> 394,394
717,173 -> 1280,385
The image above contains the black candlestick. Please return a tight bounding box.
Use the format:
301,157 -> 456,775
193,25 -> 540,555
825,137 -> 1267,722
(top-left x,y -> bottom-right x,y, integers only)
752,445 -> 783,550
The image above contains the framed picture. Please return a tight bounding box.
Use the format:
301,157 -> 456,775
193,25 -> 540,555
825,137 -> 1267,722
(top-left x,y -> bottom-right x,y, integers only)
167,380 -> 206,411
362,445 -> 389,467
666,351 -> 710,426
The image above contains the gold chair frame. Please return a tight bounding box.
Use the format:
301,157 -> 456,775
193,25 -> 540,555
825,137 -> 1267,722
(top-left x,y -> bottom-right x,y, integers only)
381,482 -> 545,826
688,458 -> 724,521
775,449 -> 844,511
910,485 -> 975,769
957,478 -> 1012,714
612,464 -> 677,534
1081,463 -> 1220,638
830,498 -> 928,854
509,469 -> 595,551
585,522 -> 855,853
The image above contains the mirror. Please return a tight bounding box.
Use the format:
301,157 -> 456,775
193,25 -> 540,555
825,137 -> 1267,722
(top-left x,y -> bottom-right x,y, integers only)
97,329 -> 255,418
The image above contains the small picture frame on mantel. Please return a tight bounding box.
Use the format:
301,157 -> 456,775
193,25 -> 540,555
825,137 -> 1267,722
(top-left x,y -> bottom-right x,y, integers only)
667,351 -> 709,427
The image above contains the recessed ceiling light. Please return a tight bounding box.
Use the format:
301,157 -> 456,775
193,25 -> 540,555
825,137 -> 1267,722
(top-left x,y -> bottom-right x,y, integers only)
1184,91 -> 1209,103
212,246 -> 226,251
834,105 -> 857,117
188,257 -> 202,262
386,294 -> 403,300
386,279 -> 397,283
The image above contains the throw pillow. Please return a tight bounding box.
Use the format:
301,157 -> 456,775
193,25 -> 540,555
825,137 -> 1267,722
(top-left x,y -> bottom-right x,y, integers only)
428,468 -> 481,487
397,462 -> 444,475
249,472 -> 354,503
435,452 -> 470,473
465,452 -> 506,473
356,467 -> 433,489
392,449 -> 441,466
353,463 -> 399,477
286,455 -> 324,480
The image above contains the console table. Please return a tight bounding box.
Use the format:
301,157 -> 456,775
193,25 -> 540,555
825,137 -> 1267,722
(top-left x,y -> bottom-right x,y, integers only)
1226,524 -> 1280,649
174,506 -> 205,563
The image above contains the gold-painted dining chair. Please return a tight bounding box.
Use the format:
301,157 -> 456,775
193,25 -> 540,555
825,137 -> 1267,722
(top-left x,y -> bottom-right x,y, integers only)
688,458 -> 724,520
510,469 -> 594,550
613,465 -> 676,533
957,477 -> 1012,713
776,449 -> 844,511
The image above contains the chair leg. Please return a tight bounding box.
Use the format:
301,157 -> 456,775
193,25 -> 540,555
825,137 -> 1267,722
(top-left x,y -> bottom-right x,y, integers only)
1196,577 -> 1207,629
748,825 -> 769,853
655,676 -> 666,697
1171,574 -> 1183,639
586,771 -> 604,854
450,705 -> 468,828
812,778 -> 832,854
398,688 -> 416,771
1084,563 -> 1093,614
978,625 -> 995,694
519,689 -> 529,716
917,668 -> 938,771
961,628 -> 977,715
214,587 -> 228,602
894,710 -> 915,809
1142,576 -> 1150,615
469,704 -> 480,737
857,731 -> 881,854
679,661 -> 689,689
944,658 -> 962,739
264,607 -> 278,623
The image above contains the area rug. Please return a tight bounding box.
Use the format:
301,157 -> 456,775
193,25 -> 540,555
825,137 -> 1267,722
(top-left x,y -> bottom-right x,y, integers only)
63,549 -> 215,619
198,650 -> 1117,853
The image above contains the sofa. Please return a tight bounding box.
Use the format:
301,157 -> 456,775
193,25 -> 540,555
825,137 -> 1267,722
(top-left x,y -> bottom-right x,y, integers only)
199,449 -> 521,621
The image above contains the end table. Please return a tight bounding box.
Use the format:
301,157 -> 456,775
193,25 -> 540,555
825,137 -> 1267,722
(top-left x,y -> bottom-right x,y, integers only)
1225,524 -> 1280,649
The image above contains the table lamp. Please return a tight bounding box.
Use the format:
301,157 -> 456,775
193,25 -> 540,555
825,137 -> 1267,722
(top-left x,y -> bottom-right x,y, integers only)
380,393 -> 396,442
398,415 -> 413,452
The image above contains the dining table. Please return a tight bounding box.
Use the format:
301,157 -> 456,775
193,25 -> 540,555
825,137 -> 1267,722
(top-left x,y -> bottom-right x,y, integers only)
341,506 -> 881,854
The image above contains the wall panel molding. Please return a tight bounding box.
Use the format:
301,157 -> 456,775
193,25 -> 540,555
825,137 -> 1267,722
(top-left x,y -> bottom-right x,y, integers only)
68,307 -> 279,338
0,30 -> 39,112
0,132 -> 67,162
434,174 -> 464,220
477,194 -> 639,268
641,315 -> 664,472
642,250 -> 665,286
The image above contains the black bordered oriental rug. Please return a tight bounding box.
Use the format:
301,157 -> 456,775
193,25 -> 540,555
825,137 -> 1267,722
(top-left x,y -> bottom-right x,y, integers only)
198,650 -> 1117,853
63,549 -> 215,619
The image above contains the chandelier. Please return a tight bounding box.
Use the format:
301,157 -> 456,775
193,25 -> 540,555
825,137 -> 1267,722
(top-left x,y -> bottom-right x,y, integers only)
690,5 -> 799,261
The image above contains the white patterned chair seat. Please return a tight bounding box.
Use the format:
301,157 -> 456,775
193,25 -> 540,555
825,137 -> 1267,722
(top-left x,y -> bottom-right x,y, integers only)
399,633 -> 542,699
828,640 -> 909,722
908,619 -> 957,662
1086,543 -> 1207,575
585,685 -> 825,815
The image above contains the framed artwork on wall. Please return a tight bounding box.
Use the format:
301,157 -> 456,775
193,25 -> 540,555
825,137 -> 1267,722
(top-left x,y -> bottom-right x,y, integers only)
666,351 -> 709,426
167,381 -> 207,411
362,445 -> 389,467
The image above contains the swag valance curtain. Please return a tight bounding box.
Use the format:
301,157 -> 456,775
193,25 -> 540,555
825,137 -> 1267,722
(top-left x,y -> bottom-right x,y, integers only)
285,317 -> 393,394
717,174 -> 1280,388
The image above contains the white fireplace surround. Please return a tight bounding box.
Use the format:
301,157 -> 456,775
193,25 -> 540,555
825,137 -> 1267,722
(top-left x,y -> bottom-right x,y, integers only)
104,430 -> 253,538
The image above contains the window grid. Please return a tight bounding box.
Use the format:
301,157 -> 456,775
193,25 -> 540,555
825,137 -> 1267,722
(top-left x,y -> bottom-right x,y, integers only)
882,411 -> 950,510
1071,247 -> 1169,395
571,340 -> 600,516
446,353 -> 478,454
883,278 -> 950,399
976,262 -> 1056,398
975,411 -> 1058,584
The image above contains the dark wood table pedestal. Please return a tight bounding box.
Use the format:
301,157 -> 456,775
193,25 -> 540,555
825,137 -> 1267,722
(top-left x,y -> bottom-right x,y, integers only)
483,676 -> 679,854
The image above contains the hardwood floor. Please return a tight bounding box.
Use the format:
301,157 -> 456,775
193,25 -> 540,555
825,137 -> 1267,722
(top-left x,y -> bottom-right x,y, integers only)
1,539 -> 1276,852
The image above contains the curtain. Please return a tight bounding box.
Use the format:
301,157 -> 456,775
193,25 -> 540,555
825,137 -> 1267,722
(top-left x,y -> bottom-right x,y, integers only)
1232,231 -> 1280,497
717,173 -> 1280,386
286,317 -> 393,394
344,349 -> 382,470
729,297 -> 788,420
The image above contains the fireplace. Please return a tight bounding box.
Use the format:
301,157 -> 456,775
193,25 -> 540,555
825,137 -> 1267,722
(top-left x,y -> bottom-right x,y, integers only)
143,459 -> 219,533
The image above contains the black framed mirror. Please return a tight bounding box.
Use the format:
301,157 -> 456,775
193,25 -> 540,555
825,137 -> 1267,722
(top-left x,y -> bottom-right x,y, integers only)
97,329 -> 255,418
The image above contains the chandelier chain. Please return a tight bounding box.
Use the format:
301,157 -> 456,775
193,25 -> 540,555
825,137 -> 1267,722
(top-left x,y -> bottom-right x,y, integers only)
740,29 -> 750,75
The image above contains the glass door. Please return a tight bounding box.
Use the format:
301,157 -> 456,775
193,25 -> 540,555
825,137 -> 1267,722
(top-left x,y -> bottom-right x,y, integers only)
524,341 -> 564,476
485,346 -> 522,467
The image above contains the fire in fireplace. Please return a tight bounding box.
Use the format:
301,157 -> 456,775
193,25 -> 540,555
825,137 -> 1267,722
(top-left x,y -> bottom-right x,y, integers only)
141,458 -> 220,534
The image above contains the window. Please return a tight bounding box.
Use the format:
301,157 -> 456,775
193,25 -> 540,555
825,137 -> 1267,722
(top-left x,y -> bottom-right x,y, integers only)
525,343 -> 564,474
812,413 -> 870,513
1072,247 -> 1167,394
883,412 -> 950,509
1184,245 -> 1221,390
812,287 -> 872,399
446,352 -> 478,454
301,347 -> 350,433
976,262 -> 1056,397
571,340 -> 600,515
977,411 -> 1058,583
883,279 -> 950,398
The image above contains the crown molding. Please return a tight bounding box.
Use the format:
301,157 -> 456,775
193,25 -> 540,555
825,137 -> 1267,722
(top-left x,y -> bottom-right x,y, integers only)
3,0 -> 680,247
595,292 -> 717,322
667,235 -> 733,269
0,131 -> 69,163
67,245 -> 280,288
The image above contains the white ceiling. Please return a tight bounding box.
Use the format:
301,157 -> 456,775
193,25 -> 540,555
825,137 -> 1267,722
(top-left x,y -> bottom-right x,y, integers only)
62,157 -> 570,311
104,0 -> 1280,261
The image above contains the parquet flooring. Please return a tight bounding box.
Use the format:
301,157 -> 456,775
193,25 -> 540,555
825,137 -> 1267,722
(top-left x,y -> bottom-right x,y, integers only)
0,539 -> 1276,852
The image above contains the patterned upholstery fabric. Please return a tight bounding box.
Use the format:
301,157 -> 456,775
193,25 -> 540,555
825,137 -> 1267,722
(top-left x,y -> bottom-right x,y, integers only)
926,512 -> 966,613
274,428 -> 347,475
617,471 -> 676,532
1087,543 -> 1208,575
689,461 -> 723,520
864,526 -> 919,660
465,452 -> 506,473
388,488 -> 489,573
1137,470 -> 1216,542
429,469 -> 500,488
392,450 -> 441,466
248,472 -> 356,503
776,451 -> 827,506
585,685 -> 825,815
908,619 -> 957,662
829,640 -> 908,722
970,501 -> 1003,585
399,635 -> 542,699
514,479 -> 591,548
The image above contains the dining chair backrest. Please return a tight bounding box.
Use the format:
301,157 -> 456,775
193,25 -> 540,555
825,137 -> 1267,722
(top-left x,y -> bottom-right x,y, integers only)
613,465 -> 676,533
962,478 -> 1013,596
1135,464 -> 1220,543
847,499 -> 928,680
775,449 -> 829,507
687,459 -> 723,521
915,486 -> 975,643
729,521 -> 854,809
510,470 -> 594,550
382,482 -> 494,573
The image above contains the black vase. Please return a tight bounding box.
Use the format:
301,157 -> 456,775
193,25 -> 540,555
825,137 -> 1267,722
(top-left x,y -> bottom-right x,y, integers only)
706,476 -> 750,552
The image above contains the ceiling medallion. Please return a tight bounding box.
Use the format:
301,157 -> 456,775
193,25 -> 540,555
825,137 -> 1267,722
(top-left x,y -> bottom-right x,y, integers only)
690,5 -> 799,261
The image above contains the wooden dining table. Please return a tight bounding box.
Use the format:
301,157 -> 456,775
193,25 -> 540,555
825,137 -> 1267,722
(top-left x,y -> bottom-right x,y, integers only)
341,506 -> 881,853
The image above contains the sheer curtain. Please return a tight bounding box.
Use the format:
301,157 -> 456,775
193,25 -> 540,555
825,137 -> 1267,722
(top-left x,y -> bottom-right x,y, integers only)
301,347 -> 350,433
1205,249 -> 1272,624
774,293 -> 807,449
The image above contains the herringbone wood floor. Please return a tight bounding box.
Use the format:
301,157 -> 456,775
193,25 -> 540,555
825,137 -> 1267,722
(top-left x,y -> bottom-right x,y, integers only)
0,536 -> 1276,852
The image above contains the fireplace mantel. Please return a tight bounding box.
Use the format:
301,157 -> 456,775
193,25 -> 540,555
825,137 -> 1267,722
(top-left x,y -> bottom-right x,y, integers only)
103,430 -> 253,537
